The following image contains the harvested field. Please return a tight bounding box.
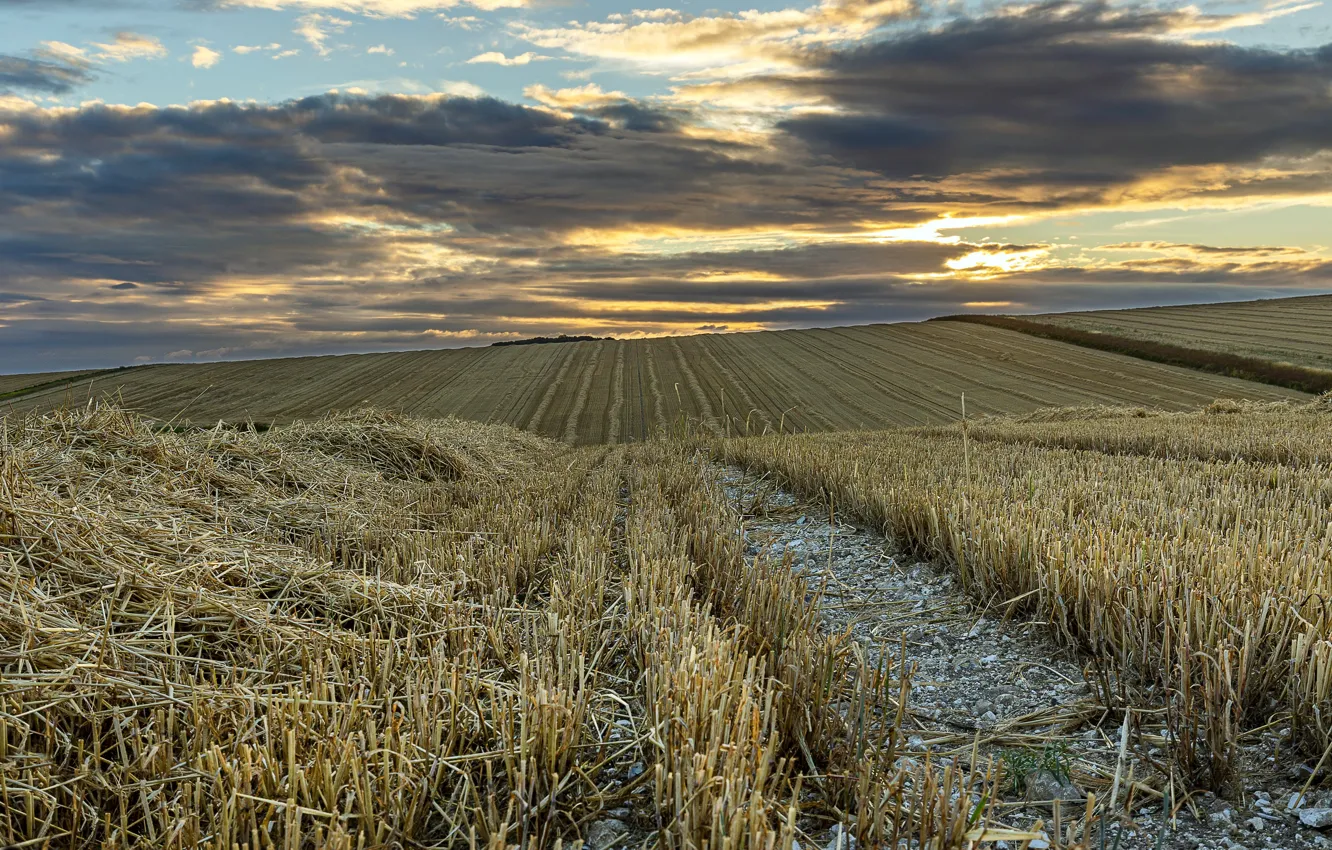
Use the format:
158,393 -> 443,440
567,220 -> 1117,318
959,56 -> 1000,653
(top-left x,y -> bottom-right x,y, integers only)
0,402 -> 1001,850
1034,294 -> 1332,373
3,322 -> 1303,442
8,398 -> 1332,847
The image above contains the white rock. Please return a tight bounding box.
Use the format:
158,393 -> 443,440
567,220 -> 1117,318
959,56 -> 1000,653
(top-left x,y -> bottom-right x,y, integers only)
1300,808 -> 1332,829
1246,817 -> 1265,832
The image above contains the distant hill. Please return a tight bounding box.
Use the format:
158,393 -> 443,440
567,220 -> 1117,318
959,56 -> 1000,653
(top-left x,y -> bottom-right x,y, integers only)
3,320 -> 1302,443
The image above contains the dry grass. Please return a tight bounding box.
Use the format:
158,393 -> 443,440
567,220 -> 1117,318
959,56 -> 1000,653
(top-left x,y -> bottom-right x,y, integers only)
940,397 -> 1332,465
0,402 -> 1006,849
723,395 -> 1332,793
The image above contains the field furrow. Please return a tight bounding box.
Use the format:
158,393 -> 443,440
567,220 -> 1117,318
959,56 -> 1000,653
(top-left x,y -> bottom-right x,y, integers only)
524,344 -> 579,433
641,342 -> 669,436
606,345 -> 626,444
562,345 -> 605,444
668,338 -> 721,435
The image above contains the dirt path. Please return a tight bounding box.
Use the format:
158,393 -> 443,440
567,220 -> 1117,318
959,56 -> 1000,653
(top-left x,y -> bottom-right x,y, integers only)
720,466 -> 1330,850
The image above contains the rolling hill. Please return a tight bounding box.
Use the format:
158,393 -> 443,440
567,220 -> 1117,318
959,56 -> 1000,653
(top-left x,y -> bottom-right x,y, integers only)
3,320 -> 1303,442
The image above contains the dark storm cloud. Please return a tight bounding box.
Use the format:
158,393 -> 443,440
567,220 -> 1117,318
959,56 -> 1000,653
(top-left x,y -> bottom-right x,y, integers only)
0,91 -> 903,294
318,131 -> 891,233
293,94 -> 596,147
0,53 -> 94,94
0,94 -> 618,292
774,1 -> 1332,185
579,101 -> 687,133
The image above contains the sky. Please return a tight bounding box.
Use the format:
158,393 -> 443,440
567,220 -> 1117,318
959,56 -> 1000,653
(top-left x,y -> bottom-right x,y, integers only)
1,0 -> 1331,370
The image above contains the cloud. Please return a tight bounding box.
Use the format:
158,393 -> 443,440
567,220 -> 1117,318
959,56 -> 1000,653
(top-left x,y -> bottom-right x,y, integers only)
524,83 -> 687,131
438,14 -> 482,29
765,0 -> 1332,197
37,41 -> 90,64
0,91 -> 905,353
1095,241 -> 1311,258
367,44 -> 395,55
191,46 -> 222,68
233,42 -> 283,54
90,32 -> 168,63
220,0 -> 526,15
0,52 -> 94,94
514,0 -> 915,75
0,34 -> 164,97
0,0 -> 138,5
295,13 -> 352,56
525,82 -> 626,109
467,51 -> 548,65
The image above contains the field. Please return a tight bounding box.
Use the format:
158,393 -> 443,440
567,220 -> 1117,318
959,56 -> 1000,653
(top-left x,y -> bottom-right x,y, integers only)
0,368 -> 102,397
3,322 -> 1303,441
1033,294 -> 1332,373
5,396 -> 1332,849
